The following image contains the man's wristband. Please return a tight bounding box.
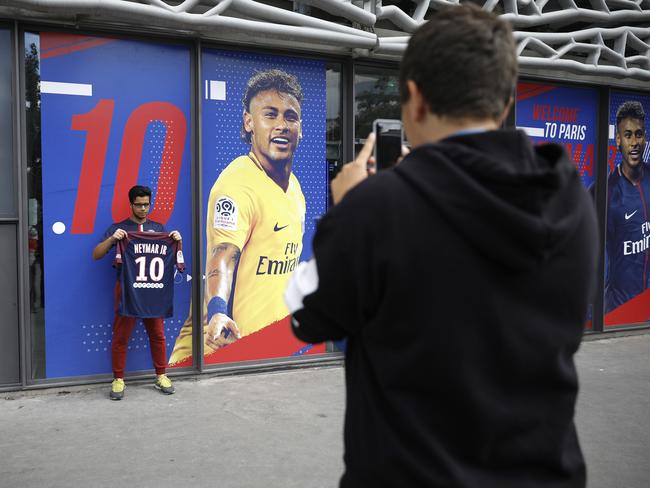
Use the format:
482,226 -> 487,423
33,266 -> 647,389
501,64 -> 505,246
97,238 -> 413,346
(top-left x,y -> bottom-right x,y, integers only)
207,297 -> 228,323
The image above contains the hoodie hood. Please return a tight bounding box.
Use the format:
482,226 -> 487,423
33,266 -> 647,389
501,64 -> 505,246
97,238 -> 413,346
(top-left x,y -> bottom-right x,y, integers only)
395,129 -> 587,271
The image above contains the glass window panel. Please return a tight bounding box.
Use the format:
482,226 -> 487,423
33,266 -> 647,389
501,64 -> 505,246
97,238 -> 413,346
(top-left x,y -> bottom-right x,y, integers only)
25,32 -> 45,378
326,64 -> 342,208
0,28 -> 15,216
354,65 -> 400,156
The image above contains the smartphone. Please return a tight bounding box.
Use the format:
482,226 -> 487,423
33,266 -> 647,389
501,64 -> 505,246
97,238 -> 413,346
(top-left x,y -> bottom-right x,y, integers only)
373,119 -> 403,170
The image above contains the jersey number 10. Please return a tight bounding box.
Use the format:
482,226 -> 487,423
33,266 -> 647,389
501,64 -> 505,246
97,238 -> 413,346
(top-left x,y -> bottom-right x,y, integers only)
135,256 -> 165,282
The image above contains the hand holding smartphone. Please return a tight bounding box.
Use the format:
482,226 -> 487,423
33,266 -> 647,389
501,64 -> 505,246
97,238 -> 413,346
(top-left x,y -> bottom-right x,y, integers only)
373,119 -> 404,170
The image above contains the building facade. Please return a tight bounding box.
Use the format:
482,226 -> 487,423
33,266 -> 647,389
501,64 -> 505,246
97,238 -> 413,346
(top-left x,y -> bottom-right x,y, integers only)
1,0 -> 650,389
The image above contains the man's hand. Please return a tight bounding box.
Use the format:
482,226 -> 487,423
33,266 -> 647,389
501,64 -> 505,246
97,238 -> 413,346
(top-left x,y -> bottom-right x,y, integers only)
93,228 -> 126,260
331,133 -> 376,205
112,228 -> 127,241
169,230 -> 182,241
205,313 -> 241,350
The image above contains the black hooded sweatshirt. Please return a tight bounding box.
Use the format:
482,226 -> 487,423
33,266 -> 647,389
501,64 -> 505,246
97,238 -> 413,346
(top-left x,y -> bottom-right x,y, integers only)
290,129 -> 598,488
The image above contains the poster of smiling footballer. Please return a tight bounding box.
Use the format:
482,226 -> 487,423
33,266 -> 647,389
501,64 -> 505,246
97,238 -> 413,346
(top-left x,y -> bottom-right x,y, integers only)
604,91 -> 650,328
169,49 -> 328,367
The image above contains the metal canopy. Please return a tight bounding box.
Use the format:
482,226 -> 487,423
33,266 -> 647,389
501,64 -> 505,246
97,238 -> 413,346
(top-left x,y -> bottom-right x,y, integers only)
2,1 -> 650,78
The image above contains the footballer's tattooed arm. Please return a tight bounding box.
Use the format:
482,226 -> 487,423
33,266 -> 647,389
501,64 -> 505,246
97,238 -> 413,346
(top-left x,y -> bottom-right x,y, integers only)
204,243 -> 242,350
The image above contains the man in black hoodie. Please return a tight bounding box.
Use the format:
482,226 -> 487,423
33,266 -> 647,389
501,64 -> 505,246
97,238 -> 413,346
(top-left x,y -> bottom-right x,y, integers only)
285,5 -> 598,488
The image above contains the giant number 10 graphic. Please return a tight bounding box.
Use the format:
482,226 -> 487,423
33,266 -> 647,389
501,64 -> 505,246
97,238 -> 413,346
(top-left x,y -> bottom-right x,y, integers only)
70,99 -> 187,234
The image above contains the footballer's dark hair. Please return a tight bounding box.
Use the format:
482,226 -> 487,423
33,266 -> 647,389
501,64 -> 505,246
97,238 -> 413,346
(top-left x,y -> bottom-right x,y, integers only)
241,69 -> 304,144
128,185 -> 152,204
399,5 -> 517,121
616,101 -> 645,130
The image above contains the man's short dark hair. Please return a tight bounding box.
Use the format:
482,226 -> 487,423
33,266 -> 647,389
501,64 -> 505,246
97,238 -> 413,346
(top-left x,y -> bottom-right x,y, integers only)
128,185 -> 152,203
399,5 -> 518,121
616,101 -> 645,130
241,69 -> 304,143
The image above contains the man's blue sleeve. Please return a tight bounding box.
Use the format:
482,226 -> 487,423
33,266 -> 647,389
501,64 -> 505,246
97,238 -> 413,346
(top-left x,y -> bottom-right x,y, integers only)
102,224 -> 116,242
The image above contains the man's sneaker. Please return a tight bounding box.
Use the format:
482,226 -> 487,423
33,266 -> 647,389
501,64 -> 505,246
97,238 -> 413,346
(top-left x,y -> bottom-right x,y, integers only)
110,378 -> 125,400
155,374 -> 175,395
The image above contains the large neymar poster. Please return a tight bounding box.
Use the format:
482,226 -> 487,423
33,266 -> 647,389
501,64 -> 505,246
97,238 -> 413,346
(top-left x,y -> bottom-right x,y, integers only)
168,50 -> 328,367
40,34 -> 192,378
603,91 -> 650,327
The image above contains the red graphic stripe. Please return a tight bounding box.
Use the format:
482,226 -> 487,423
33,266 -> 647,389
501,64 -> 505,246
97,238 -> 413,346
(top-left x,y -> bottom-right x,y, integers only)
516,82 -> 557,102
516,82 -> 542,95
169,316 -> 327,368
41,33 -> 92,51
70,100 -> 115,234
604,288 -> 650,327
111,102 -> 187,225
41,34 -> 114,59
516,82 -> 553,97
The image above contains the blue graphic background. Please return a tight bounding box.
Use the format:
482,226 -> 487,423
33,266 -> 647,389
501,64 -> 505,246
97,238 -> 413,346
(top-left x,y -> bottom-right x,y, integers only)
41,37 -> 192,378
516,83 -> 599,188
201,50 -> 327,264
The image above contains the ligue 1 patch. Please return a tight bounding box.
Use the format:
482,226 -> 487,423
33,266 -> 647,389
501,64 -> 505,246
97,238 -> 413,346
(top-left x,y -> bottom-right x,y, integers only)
214,196 -> 238,230
177,250 -> 185,264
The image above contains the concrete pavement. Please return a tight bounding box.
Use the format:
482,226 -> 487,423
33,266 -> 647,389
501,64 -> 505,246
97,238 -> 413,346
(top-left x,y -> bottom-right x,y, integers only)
1,332 -> 649,488
575,332 -> 650,488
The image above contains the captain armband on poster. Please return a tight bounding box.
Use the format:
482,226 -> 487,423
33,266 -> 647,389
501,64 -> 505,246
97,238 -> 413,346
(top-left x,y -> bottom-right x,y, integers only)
213,196 -> 238,230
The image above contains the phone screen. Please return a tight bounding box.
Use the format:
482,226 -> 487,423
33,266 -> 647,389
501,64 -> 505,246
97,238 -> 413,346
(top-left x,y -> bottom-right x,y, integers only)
374,120 -> 402,170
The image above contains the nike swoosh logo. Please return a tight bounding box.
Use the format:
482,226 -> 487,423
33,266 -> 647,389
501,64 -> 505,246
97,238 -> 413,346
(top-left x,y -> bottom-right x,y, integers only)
274,223 -> 289,232
625,210 -> 638,220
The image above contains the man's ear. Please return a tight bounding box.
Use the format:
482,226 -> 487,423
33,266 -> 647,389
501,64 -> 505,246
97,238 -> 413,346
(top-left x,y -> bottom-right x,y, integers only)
498,96 -> 514,127
407,80 -> 427,122
243,110 -> 253,135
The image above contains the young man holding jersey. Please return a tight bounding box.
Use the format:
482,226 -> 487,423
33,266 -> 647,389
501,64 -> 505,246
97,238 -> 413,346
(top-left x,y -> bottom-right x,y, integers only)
93,185 -> 182,400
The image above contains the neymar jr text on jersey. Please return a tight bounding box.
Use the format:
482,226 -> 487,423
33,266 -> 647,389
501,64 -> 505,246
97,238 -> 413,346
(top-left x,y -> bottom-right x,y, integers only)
133,243 -> 169,255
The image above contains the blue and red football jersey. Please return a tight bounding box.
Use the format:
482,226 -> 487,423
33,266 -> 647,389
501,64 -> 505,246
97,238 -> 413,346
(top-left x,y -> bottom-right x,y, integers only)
606,163 -> 650,312
103,218 -> 166,240
114,232 -> 185,318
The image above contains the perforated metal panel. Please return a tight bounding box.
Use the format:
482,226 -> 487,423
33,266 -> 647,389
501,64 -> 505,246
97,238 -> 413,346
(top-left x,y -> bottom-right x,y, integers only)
1,0 -> 649,80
